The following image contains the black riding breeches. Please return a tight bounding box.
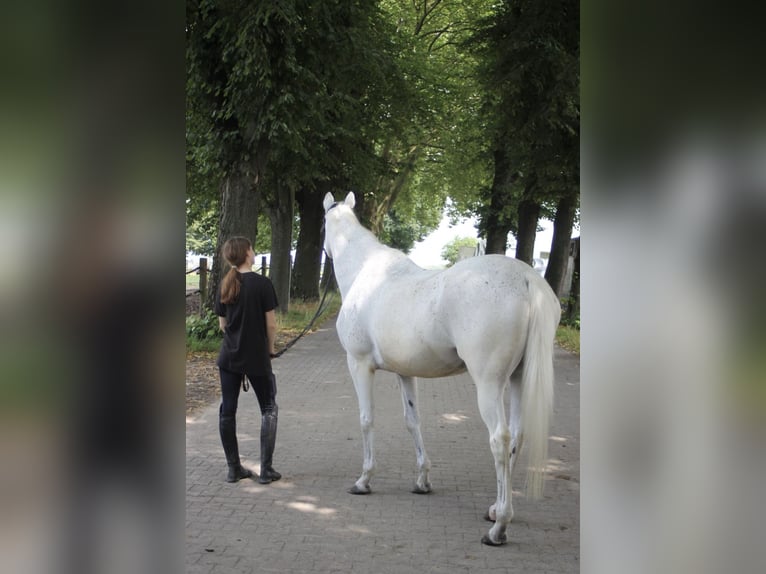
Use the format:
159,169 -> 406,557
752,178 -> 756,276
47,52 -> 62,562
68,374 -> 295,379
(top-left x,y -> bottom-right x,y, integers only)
219,367 -> 277,417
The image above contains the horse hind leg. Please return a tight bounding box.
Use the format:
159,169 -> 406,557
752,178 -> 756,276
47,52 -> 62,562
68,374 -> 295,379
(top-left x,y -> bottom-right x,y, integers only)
487,370 -> 523,523
398,375 -> 432,494
475,378 -> 513,546
509,369 -> 525,473
347,355 -> 375,495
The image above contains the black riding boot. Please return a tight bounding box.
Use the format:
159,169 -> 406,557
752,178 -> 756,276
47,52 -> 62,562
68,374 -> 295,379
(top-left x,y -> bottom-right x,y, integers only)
219,412 -> 253,483
258,405 -> 281,484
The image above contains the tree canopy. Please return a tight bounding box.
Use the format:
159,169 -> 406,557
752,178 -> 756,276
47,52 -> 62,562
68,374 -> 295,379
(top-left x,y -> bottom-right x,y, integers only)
186,0 -> 579,306
472,0 -> 579,255
441,236 -> 480,267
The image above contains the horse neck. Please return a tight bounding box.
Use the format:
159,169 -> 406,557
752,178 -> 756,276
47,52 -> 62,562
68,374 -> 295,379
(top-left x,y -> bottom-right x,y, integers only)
330,219 -> 405,297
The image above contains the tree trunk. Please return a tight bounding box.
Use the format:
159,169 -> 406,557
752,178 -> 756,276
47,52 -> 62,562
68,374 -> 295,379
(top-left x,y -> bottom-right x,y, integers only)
267,184 -> 294,314
564,236 -> 580,324
544,191 -> 577,297
205,166 -> 260,312
514,196 -> 540,265
291,187 -> 324,300
484,147 -> 514,254
484,213 -> 511,254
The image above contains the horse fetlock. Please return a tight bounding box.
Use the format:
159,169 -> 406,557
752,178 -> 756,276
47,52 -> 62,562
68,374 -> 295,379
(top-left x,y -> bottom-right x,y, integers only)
495,506 -> 513,524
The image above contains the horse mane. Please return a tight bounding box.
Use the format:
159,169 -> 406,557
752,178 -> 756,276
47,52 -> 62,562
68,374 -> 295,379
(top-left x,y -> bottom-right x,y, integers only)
339,209 -> 409,262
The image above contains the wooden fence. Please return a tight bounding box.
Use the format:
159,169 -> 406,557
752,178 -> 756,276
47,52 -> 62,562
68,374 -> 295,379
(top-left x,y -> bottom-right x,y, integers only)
186,256 -> 270,317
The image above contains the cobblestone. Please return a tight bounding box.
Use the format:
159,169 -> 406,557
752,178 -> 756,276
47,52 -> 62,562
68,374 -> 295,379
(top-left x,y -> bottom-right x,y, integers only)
187,318 -> 579,572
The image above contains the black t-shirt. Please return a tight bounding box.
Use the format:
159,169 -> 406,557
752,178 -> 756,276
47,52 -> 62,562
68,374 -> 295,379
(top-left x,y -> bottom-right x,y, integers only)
215,271 -> 278,376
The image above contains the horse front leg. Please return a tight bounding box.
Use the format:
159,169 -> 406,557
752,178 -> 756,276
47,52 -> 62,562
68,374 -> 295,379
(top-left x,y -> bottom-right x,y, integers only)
347,355 -> 375,495
398,375 -> 432,494
476,380 -> 513,546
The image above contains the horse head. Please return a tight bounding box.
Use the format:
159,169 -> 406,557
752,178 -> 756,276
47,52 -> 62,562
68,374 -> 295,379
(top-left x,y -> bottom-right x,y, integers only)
322,192 -> 356,259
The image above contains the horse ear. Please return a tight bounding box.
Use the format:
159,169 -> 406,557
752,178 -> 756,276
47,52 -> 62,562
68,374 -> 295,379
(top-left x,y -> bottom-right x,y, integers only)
344,192 -> 356,209
323,193 -> 336,212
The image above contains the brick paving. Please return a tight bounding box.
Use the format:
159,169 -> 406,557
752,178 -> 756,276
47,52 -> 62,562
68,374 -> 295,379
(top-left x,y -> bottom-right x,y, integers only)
186,318 -> 579,573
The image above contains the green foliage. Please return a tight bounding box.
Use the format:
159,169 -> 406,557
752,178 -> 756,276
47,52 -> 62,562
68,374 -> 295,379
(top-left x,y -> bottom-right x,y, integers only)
441,236 -> 479,267
253,213 -> 277,254
186,195 -> 217,256
556,324 -> 579,354
378,185 -> 444,252
186,311 -> 220,343
466,0 -> 580,231
559,295 -> 580,330
185,0 -> 578,298
275,297 -> 342,336
186,0 -> 417,250
380,211 -> 418,253
185,113 -> 221,256
363,0 -> 496,227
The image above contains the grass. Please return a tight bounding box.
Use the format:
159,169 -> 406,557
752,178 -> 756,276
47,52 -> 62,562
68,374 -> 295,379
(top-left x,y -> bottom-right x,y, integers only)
186,337 -> 218,354
274,296 -> 342,344
186,273 -> 200,290
556,324 -> 580,354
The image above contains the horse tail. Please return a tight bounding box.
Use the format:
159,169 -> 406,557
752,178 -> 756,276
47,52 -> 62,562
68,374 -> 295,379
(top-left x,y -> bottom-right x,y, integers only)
520,277 -> 560,499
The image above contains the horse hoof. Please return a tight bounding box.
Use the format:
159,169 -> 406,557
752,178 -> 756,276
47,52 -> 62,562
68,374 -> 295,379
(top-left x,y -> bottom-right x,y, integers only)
481,534 -> 507,546
411,484 -> 432,494
347,484 -> 371,495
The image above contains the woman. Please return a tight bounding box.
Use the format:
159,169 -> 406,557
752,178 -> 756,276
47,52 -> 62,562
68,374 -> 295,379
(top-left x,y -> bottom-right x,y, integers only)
215,236 -> 281,484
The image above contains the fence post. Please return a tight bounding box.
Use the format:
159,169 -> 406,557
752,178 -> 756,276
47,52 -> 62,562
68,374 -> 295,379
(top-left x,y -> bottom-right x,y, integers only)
261,256 -> 267,276
199,257 -> 207,316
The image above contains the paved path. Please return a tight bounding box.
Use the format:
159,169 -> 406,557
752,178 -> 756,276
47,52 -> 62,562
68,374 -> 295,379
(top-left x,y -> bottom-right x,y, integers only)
186,318 -> 579,573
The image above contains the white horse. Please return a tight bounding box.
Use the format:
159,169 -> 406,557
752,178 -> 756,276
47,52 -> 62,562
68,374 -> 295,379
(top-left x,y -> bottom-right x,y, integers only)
322,192 -> 561,546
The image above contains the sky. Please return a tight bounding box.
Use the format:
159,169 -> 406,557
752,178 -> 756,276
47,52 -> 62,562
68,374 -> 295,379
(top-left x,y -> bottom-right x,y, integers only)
407,211 -> 565,268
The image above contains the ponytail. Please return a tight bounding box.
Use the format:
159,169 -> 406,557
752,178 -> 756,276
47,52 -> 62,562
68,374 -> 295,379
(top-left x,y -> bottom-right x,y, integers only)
219,236 -> 252,304
220,266 -> 241,304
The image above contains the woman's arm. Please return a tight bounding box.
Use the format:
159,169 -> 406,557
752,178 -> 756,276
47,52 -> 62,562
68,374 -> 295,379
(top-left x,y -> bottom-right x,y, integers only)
265,309 -> 277,356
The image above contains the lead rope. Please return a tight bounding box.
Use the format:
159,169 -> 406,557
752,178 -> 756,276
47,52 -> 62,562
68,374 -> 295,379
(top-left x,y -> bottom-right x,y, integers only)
270,261 -> 336,360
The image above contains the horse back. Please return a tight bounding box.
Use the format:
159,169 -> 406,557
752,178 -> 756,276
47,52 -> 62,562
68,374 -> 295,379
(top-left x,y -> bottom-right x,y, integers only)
337,255 -> 542,377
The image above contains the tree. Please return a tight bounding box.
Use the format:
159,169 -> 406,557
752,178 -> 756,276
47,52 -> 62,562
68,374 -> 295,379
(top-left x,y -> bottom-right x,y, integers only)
290,187 -> 321,300
441,236 -> 479,267
187,0 -> 400,312
469,0 -> 579,273
186,0 -> 579,309
185,192 -> 217,257
356,0 -> 495,237
186,0 -> 274,310
545,191 -> 578,296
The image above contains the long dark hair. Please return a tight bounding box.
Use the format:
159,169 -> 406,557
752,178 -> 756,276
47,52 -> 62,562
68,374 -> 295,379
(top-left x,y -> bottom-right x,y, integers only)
220,236 -> 251,304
